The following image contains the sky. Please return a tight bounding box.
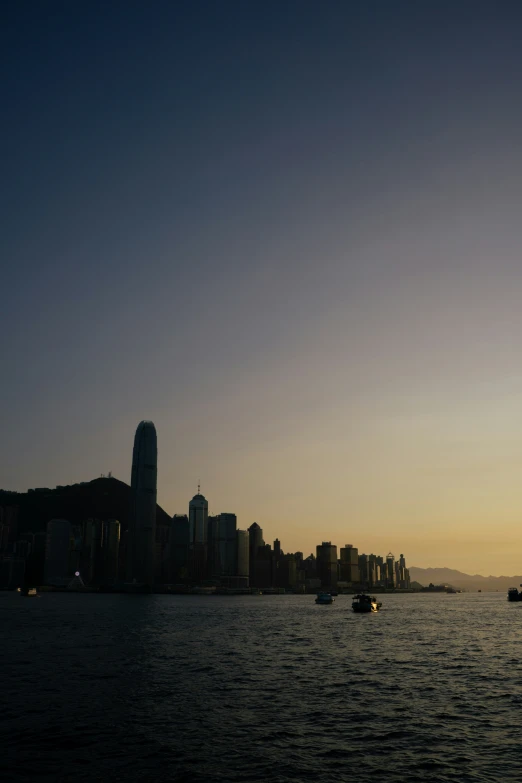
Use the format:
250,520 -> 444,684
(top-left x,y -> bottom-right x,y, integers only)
3,1 -> 522,575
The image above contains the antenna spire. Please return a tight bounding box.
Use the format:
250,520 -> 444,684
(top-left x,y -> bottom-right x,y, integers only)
198,478 -> 200,494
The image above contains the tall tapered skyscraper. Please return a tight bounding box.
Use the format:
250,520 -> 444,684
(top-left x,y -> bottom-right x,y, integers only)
127,420 -> 157,586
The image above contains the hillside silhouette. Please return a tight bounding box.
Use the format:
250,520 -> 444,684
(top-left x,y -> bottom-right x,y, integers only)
410,566 -> 521,592
1,477 -> 172,535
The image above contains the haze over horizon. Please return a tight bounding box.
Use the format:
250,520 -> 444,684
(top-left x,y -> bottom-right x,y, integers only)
4,1 -> 522,575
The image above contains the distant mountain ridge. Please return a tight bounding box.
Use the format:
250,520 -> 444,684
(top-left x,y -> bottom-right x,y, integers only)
410,566 -> 522,592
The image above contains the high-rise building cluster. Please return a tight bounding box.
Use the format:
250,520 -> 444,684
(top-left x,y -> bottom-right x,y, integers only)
0,420 -> 410,593
43,517 -> 122,587
312,544 -> 411,591
0,509 -> 121,590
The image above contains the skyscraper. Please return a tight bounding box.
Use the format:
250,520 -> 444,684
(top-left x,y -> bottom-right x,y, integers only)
169,514 -> 190,582
207,514 -> 220,578
89,519 -> 103,585
248,522 -> 264,586
275,554 -> 297,589
254,544 -> 274,588
398,553 -> 410,588
127,420 -> 157,587
189,489 -> 208,581
236,529 -> 249,587
218,513 -> 237,577
340,544 -> 360,583
316,542 -> 338,589
358,553 -> 369,584
368,554 -> 380,586
44,519 -> 71,586
386,552 -> 395,588
103,519 -> 120,585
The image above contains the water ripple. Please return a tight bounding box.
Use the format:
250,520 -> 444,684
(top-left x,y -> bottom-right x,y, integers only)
1,592 -> 521,782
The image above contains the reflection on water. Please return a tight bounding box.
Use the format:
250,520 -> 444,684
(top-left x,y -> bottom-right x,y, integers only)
1,592 -> 521,782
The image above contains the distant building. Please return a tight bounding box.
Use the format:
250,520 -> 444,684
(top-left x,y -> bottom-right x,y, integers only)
340,544 -> 360,583
169,514 -> 190,582
80,519 -> 95,582
316,542 -> 338,589
397,554 -> 410,588
0,504 -> 19,554
248,522 -> 264,586
127,420 -> 157,587
207,515 -> 221,579
68,523 -> 83,577
0,556 -> 25,589
24,531 -> 46,585
189,491 -> 208,581
14,539 -> 31,559
218,513 -> 237,578
89,519 -> 103,584
386,552 -> 395,587
254,544 -> 274,588
275,553 -> 297,590
302,554 -> 317,580
374,555 -> 384,585
368,554 -> 381,586
236,529 -> 249,587
85,518 -> 121,586
44,519 -> 72,586
103,520 -> 120,584
358,554 -> 369,584
155,522 -> 170,585
0,523 -> 9,553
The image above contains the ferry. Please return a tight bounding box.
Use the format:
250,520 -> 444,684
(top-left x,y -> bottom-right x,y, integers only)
315,592 -> 335,604
352,593 -> 381,613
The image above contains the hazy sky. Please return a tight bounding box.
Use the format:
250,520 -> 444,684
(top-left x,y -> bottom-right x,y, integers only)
3,1 -> 522,575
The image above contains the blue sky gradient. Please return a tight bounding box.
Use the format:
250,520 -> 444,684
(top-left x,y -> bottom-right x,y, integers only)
3,1 -> 522,572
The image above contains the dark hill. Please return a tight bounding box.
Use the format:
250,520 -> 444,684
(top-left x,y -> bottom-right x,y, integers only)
1,477 -> 172,535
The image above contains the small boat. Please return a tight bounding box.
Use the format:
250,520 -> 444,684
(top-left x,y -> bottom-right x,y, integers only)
508,587 -> 522,602
19,587 -> 38,597
352,593 -> 381,613
315,592 -> 334,604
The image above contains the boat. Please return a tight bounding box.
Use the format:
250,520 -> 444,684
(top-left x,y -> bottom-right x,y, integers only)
352,593 -> 381,613
315,592 -> 334,604
508,586 -> 522,602
19,587 -> 38,597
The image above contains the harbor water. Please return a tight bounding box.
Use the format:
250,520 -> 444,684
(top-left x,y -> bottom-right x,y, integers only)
2,592 -> 521,783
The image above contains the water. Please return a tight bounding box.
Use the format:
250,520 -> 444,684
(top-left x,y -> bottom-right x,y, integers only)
2,592 -> 522,783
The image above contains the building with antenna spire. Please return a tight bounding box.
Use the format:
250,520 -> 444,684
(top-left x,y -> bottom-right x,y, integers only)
126,420 -> 157,588
189,485 -> 208,581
